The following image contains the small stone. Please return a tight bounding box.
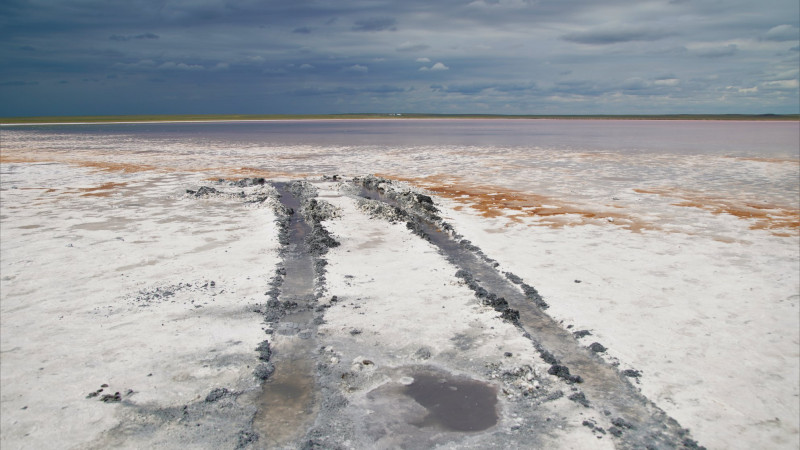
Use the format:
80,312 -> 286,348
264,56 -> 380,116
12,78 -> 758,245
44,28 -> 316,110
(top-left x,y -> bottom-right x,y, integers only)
504,352 -> 513,357
589,342 -> 607,353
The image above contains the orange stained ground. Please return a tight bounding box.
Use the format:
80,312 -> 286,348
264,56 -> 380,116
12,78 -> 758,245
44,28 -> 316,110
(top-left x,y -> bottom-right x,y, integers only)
375,173 -> 654,232
634,188 -> 799,235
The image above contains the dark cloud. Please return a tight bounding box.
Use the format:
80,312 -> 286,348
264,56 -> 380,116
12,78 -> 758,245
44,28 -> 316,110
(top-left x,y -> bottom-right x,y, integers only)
431,82 -> 537,95
352,17 -> 397,32
0,0 -> 797,115
692,44 -> 738,58
109,32 -> 159,41
561,27 -> 672,45
396,42 -> 429,52
0,80 -> 39,86
291,84 -> 406,96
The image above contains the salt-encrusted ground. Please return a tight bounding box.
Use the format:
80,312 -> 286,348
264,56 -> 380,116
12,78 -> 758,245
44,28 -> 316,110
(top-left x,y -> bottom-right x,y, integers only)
431,189 -> 799,449
0,164 -> 280,448
1,120 -> 798,449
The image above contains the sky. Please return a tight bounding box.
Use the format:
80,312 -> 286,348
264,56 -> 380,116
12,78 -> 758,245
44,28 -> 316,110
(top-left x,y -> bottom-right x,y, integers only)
1,0 -> 798,116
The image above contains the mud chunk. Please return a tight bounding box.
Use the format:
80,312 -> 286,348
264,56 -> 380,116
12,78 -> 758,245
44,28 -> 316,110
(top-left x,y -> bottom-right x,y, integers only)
415,194 -> 434,205
505,272 -> 524,285
415,348 -> 432,360
193,186 -> 218,197
236,430 -> 259,448
100,392 -> 121,403
589,342 -> 607,353
573,329 -> 592,339
538,349 -> 559,365
611,417 -> 634,429
205,387 -> 229,403
521,283 -> 549,309
504,352 -> 513,357
254,362 -> 276,380
501,308 -> 520,324
256,340 -> 272,361
569,392 -> 590,407
349,329 -> 362,335
622,369 -> 642,378
548,364 -> 583,383
609,426 -> 623,437
682,438 -> 706,449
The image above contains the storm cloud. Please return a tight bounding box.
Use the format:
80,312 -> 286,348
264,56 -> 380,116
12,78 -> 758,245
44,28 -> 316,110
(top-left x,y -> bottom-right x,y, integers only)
0,0 -> 797,115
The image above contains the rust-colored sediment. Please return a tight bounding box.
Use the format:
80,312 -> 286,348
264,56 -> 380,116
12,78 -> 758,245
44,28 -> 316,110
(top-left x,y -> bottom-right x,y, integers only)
203,166 -> 308,181
375,173 -> 653,232
79,182 -> 128,197
723,155 -> 800,164
1,151 -> 307,181
1,152 -> 156,173
634,188 -> 800,234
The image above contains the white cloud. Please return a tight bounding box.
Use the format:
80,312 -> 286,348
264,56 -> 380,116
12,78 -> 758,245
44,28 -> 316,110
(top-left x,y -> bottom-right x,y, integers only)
764,24 -> 800,42
416,57 -> 431,63
654,78 -> 680,86
762,79 -> 799,89
345,64 -> 368,73
158,61 -> 204,71
299,63 -> 315,70
420,62 -> 449,71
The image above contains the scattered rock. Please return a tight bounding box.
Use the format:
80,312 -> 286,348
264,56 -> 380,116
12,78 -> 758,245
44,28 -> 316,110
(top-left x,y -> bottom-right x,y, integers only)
568,392 -> 590,407
611,417 -> 634,429
622,369 -> 642,378
100,392 -> 122,403
589,342 -> 607,353
573,330 -> 592,339
547,364 -> 583,383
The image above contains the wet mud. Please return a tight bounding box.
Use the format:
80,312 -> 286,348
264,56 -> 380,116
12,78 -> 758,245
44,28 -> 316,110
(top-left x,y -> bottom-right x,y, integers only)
252,181 -> 335,447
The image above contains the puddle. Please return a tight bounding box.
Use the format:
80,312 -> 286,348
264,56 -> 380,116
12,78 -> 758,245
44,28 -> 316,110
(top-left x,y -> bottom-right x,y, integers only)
361,366 -> 499,448
404,368 -> 498,432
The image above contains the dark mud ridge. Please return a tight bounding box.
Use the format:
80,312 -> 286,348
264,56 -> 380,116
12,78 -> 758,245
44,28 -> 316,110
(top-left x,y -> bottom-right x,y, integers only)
349,175 -> 705,450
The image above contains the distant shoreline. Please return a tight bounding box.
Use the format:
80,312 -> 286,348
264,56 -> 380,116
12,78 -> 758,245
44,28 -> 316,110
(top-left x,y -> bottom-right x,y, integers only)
1,113 -> 799,125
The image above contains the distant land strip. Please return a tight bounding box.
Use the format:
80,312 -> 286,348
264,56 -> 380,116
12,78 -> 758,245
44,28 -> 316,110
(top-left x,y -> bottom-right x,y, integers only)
1,113 -> 798,124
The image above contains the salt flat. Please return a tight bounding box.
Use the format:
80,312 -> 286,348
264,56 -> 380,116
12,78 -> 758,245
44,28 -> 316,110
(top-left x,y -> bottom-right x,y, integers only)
1,119 -> 798,449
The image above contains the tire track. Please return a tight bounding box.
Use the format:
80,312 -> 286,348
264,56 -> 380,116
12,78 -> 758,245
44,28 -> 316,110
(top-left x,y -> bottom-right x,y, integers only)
252,181 -> 338,448
353,175 -> 704,450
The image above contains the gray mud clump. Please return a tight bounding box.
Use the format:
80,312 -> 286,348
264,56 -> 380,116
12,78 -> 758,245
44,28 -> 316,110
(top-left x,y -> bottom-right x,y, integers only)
589,342 -> 607,353
547,364 -> 583,384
